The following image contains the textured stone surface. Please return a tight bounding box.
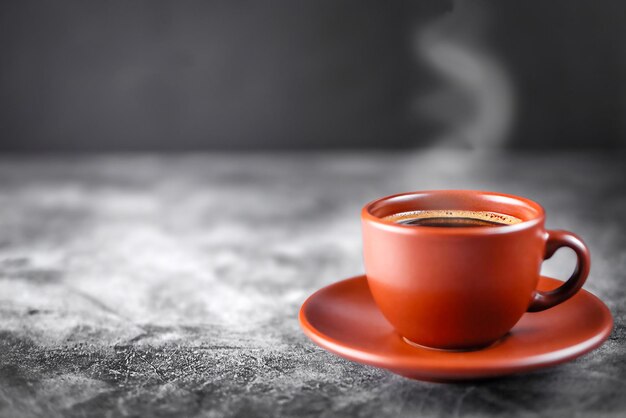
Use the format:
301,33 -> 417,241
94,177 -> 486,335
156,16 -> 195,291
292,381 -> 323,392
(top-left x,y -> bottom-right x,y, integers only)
0,151 -> 624,417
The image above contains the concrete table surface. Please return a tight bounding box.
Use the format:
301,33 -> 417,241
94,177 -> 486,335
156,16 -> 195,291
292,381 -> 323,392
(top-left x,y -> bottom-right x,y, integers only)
0,151 -> 624,417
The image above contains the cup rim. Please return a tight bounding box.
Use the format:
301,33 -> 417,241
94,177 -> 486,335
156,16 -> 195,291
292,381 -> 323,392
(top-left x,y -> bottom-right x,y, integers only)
362,190 -> 545,236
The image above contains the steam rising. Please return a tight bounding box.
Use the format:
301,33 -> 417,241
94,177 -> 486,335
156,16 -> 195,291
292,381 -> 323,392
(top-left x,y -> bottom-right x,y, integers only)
417,0 -> 514,149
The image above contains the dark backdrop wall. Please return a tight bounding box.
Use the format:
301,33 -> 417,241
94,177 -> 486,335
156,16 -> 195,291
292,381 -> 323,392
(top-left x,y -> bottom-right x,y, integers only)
1,0 -> 624,151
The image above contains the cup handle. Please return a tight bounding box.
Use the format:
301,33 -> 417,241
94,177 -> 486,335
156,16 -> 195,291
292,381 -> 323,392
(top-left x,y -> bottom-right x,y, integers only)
527,230 -> 591,312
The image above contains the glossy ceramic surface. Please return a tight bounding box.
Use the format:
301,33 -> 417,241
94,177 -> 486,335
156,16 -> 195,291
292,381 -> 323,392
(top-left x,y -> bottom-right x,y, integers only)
299,275 -> 613,382
362,190 -> 590,349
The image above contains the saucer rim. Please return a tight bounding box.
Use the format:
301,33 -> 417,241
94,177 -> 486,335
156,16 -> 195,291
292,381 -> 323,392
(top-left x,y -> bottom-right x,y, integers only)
299,275 -> 614,379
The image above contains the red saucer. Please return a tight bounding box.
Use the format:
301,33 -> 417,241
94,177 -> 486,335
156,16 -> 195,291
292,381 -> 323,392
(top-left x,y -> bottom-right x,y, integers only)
299,275 -> 613,381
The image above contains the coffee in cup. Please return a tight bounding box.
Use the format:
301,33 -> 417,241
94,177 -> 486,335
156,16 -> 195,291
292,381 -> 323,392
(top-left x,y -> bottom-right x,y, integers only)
362,190 -> 590,350
382,209 -> 522,227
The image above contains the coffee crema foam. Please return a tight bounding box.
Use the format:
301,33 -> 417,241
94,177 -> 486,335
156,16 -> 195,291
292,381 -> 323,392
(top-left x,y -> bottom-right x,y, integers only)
382,210 -> 522,226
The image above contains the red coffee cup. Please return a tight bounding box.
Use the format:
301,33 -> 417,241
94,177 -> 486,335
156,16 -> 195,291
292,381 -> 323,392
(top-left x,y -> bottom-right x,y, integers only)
361,190 -> 590,350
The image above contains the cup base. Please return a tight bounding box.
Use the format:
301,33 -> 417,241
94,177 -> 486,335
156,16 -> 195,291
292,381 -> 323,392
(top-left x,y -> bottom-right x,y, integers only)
402,336 -> 506,352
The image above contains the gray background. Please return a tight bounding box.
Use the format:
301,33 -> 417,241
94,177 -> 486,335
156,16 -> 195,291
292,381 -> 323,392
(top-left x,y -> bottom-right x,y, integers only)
1,0 -> 625,151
